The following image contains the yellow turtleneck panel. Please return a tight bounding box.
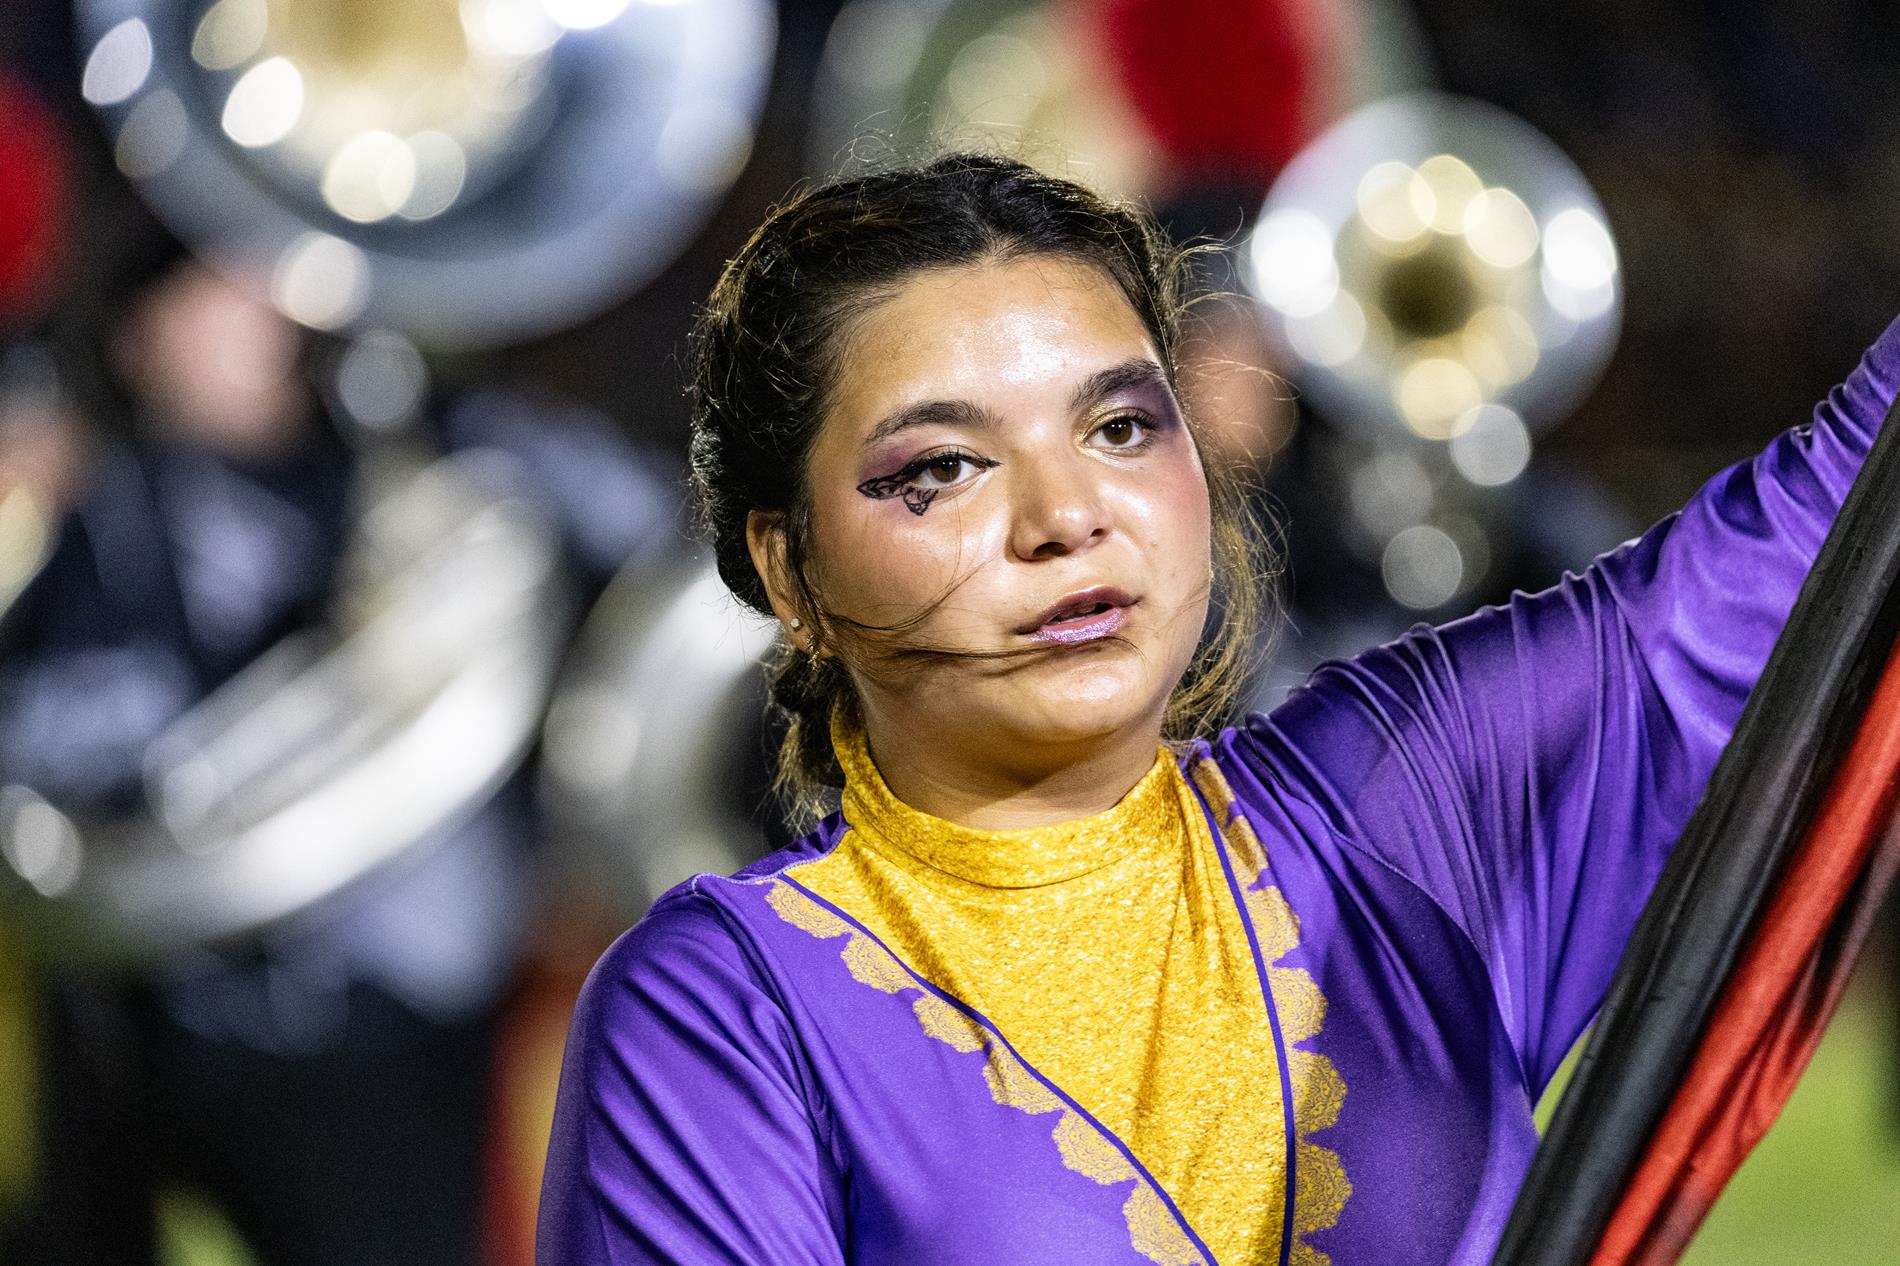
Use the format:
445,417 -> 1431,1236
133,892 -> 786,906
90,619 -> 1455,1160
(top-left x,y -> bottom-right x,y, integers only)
783,716 -> 1290,1266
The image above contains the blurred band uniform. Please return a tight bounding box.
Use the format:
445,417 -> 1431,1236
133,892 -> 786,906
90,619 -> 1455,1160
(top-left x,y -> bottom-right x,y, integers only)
0,258 -> 677,1265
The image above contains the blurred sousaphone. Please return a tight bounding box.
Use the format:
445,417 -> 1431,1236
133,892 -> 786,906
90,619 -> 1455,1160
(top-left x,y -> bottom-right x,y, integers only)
1237,93 -> 1624,620
75,0 -> 775,345
539,547 -> 781,916
1243,92 -> 1622,449
0,0 -> 775,960
0,451 -> 569,962
807,0 -> 1156,191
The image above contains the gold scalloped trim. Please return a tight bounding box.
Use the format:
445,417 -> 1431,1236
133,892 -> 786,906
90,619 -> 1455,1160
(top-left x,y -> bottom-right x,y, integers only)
1288,1050 -> 1347,1134
1189,759 -> 1354,1265
766,878 -> 1208,1266
1244,885 -> 1302,961
766,880 -> 849,936
1125,1184 -> 1208,1266
1269,965 -> 1328,1046
841,933 -> 912,994
983,1044 -> 1062,1113
913,993 -> 987,1051
1053,1108 -> 1137,1181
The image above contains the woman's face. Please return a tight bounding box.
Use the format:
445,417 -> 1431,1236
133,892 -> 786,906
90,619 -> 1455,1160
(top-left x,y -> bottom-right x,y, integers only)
757,255 -> 1213,768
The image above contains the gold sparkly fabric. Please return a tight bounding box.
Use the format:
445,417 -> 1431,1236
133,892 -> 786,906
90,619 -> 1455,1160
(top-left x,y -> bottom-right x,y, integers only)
1188,761 -> 1353,1266
771,713 -> 1351,1266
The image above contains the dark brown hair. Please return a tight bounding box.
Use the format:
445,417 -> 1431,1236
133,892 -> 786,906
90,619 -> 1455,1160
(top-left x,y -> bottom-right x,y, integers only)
687,152 -> 1271,825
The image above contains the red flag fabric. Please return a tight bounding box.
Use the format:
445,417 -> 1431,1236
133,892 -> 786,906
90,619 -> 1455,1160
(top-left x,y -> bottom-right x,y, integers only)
1591,630 -> 1900,1265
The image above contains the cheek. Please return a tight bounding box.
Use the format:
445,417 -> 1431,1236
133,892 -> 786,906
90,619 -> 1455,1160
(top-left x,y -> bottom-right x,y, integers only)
1123,456 -> 1213,590
808,490 -> 1006,623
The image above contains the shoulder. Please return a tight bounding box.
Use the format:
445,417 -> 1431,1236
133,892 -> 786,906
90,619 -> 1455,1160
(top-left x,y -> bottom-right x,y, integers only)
568,884 -> 747,1047
562,882 -> 803,1118
572,814 -> 852,1043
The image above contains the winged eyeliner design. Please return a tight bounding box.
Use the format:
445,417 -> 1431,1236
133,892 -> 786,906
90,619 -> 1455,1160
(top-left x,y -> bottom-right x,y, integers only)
857,455 -> 999,515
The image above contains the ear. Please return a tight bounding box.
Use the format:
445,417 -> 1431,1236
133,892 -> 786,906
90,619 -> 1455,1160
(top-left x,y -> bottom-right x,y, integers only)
745,509 -> 807,640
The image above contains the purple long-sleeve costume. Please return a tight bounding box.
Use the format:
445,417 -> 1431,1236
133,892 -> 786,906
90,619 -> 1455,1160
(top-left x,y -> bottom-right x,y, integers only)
539,316 -> 1900,1264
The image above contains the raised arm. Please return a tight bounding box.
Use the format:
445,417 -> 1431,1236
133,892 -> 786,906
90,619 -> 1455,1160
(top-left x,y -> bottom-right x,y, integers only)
1241,314 -> 1900,1094
538,889 -> 849,1264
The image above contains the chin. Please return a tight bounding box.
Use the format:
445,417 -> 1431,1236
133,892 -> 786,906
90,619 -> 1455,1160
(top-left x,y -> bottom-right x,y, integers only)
996,652 -> 1170,748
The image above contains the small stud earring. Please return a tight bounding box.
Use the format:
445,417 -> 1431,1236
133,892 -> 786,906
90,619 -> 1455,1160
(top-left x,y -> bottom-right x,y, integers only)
789,617 -> 803,632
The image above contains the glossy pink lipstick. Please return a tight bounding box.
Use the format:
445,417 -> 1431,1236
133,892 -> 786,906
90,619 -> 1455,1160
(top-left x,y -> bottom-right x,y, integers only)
1020,587 -> 1135,646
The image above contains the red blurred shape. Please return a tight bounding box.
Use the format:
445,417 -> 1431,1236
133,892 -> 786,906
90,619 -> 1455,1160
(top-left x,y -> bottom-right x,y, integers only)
0,75 -> 67,329
1089,0 -> 1331,195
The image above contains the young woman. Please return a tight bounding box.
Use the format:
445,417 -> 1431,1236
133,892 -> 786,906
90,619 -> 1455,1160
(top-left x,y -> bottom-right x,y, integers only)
537,154 -> 1898,1264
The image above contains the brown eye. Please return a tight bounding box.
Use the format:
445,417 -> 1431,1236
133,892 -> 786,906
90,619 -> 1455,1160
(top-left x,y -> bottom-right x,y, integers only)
1091,415 -> 1149,449
907,452 -> 986,490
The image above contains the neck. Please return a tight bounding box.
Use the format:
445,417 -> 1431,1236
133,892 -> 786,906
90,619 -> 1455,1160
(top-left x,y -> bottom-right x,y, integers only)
853,703 -> 1167,830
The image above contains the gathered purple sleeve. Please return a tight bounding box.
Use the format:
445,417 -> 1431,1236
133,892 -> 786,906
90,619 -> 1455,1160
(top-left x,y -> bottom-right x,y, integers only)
537,887 -> 849,1264
1242,314 -> 1900,1095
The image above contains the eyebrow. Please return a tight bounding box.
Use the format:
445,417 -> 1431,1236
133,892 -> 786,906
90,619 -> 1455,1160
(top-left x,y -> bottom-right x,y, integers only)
862,358 -> 1172,446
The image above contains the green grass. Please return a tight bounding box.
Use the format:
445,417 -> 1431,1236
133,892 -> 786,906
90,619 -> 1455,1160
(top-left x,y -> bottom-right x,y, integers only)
157,1188 -> 256,1266
1682,982 -> 1900,1264
1535,970 -> 1900,1264
0,927 -> 35,1215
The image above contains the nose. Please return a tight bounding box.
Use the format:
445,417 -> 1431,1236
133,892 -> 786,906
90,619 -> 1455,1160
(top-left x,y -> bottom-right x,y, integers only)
1007,449 -> 1112,561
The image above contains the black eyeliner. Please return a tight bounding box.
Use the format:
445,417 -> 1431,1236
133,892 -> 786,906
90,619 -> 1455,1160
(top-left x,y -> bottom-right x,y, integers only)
857,449 -> 998,515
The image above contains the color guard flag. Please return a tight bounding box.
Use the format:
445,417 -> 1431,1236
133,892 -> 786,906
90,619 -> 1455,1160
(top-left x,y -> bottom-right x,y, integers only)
1495,392 -> 1900,1266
